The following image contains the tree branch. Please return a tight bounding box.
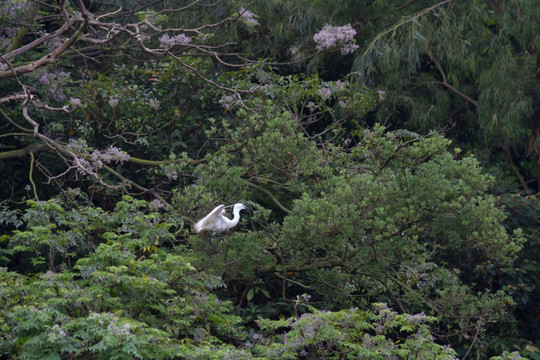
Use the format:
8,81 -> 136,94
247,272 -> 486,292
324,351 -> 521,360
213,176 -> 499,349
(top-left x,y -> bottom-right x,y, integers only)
102,165 -> 171,206
429,53 -> 529,191
0,10 -> 88,80
0,144 -> 50,160
2,15 -> 80,63
362,0 -> 455,59
429,52 -> 478,107
28,152 -> 39,201
256,258 -> 343,274
246,180 -> 291,213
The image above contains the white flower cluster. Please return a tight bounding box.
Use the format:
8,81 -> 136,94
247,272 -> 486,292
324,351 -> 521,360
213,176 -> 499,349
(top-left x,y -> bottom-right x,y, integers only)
108,322 -> 132,336
69,97 -> 82,108
149,98 -> 161,111
51,324 -> 67,338
313,24 -> 359,55
108,97 -> 119,108
159,33 -> 191,48
218,94 -> 238,110
163,166 -> 178,181
317,87 -> 332,100
238,7 -> 259,27
67,138 -> 130,175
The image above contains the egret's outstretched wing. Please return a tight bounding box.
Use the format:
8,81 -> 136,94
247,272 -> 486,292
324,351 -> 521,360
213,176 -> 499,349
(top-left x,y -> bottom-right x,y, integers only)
194,204 -> 225,233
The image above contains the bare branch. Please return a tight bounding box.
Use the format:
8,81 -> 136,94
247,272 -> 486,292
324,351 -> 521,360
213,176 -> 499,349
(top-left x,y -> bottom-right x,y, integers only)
0,93 -> 28,105
0,144 -> 50,160
1,15 -> 81,62
0,15 -> 88,80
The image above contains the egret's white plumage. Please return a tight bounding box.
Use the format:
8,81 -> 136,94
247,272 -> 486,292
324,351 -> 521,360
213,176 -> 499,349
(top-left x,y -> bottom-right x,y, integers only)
194,203 -> 250,233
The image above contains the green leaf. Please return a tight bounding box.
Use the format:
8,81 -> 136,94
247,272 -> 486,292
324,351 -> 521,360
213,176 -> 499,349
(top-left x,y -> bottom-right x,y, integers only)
246,288 -> 254,302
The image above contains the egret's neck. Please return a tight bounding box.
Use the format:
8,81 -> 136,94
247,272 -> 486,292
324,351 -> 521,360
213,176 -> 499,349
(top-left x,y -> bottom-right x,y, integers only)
231,207 -> 242,226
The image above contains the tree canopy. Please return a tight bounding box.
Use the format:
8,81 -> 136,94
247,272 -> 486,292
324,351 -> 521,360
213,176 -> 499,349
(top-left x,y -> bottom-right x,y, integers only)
1,1 -> 539,359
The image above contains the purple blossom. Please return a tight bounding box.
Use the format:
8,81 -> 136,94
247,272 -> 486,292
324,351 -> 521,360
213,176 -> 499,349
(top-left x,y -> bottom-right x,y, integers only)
120,323 -> 131,335
223,348 -> 251,360
340,42 -> 360,55
501,352 -> 522,360
0,27 -> 17,38
373,303 -> 397,322
43,36 -> 63,52
362,334 -> 373,347
39,73 -> 50,85
404,264 -> 434,289
238,7 -> 259,26
76,158 -> 93,175
69,97 -> 82,108
149,98 -> 160,111
107,322 -> 133,337
307,101 -> 317,112
164,167 -> 178,181
313,24 -> 359,55
90,150 -> 104,169
407,312 -> 428,325
1,0 -> 31,18
318,87 -> 332,100
67,139 -> 129,174
68,138 -> 89,153
150,199 -> 165,210
104,146 -> 130,162
335,80 -> 347,92
108,97 -> 119,108
36,70 -> 70,101
159,33 -> 191,48
51,324 -> 67,338
218,94 -> 238,110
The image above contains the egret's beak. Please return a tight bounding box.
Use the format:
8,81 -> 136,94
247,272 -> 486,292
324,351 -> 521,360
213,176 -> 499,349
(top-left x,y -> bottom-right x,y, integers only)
243,206 -> 253,212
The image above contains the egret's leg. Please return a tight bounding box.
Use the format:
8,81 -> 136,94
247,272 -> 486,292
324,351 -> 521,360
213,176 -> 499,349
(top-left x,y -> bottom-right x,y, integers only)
208,233 -> 218,250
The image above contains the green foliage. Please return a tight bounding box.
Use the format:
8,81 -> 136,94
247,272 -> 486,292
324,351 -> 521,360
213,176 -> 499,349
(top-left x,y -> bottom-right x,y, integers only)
8,199 -> 107,272
1,0 -> 538,358
1,120 -> 527,357
352,0 -> 540,178
1,198 -> 243,359
252,303 -> 457,359
168,106 -> 524,355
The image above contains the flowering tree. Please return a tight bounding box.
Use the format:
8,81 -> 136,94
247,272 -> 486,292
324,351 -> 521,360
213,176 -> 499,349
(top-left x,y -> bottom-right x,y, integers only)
0,0 -> 268,202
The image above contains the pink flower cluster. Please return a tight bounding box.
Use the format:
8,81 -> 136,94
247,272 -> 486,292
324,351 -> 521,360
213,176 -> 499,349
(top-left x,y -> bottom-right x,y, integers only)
313,24 -> 359,55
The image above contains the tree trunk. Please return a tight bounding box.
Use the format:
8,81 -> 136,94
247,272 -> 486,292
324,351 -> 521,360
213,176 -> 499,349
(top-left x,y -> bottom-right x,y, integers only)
529,104 -> 540,191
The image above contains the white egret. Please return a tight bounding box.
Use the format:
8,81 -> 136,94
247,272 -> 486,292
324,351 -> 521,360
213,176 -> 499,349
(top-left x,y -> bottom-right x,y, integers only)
194,203 -> 251,233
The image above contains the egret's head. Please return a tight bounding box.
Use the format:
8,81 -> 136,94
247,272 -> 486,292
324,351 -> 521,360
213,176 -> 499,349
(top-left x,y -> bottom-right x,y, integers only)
234,203 -> 252,212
